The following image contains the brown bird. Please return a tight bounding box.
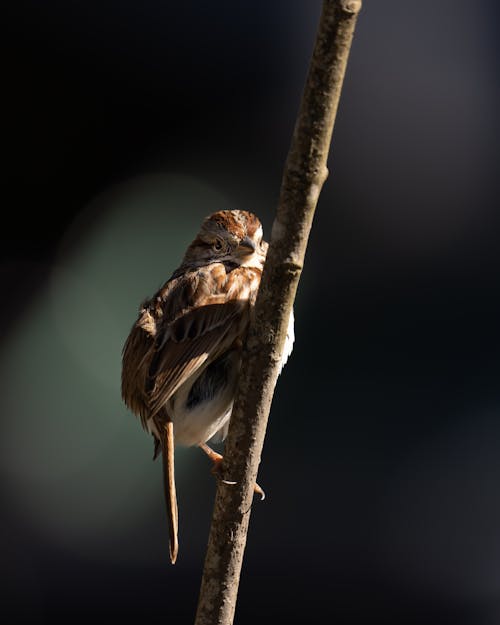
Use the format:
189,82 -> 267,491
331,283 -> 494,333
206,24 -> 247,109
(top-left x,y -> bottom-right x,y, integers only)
121,209 -> 294,563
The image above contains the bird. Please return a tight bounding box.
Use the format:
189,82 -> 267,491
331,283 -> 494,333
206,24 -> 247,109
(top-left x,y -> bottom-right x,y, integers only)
121,209 -> 294,563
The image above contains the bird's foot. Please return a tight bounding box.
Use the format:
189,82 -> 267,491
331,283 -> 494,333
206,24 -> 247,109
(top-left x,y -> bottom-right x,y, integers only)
198,443 -> 265,500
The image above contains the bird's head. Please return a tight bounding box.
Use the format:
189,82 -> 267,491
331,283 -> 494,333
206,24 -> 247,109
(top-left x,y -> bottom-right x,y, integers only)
183,210 -> 267,268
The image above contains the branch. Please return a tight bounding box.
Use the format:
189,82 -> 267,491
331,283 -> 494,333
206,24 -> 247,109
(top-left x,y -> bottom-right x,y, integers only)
194,2 -> 362,624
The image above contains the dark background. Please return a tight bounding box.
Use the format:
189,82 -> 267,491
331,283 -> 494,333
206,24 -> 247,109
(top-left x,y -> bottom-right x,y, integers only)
2,1 -> 500,623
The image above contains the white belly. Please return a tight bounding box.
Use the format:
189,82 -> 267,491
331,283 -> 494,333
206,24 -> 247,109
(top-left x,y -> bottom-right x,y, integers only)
168,361 -> 237,447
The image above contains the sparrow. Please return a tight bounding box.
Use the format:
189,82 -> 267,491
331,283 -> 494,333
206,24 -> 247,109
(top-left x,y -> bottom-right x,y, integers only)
121,209 -> 294,563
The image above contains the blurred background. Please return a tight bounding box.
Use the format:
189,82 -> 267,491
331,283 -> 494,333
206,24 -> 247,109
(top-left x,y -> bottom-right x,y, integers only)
2,1 -> 500,623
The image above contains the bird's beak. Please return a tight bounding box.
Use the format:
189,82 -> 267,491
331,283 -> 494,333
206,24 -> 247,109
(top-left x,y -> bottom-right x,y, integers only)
238,236 -> 256,254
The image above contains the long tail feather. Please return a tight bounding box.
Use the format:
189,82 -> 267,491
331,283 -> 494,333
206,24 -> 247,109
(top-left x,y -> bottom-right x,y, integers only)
161,420 -> 178,564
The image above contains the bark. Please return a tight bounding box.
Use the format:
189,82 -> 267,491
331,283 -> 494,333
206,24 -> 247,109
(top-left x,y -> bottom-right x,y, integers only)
194,2 -> 362,624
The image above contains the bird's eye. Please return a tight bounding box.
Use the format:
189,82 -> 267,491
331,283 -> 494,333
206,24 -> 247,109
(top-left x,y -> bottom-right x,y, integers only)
213,239 -> 223,251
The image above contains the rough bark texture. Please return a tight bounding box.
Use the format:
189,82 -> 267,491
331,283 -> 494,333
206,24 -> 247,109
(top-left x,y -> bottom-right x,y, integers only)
194,2 -> 362,624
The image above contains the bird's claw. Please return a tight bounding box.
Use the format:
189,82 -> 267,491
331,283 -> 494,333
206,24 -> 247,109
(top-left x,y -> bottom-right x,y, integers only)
199,443 -> 266,501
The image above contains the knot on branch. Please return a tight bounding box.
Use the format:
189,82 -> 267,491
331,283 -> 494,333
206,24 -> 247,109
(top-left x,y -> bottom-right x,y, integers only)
285,162 -> 329,187
281,260 -> 303,278
339,0 -> 362,14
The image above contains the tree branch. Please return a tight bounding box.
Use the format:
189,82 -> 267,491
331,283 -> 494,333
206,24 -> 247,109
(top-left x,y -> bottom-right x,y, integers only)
194,2 -> 362,624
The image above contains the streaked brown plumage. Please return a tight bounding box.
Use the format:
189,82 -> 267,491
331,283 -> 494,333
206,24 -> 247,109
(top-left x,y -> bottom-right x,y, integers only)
121,210 -> 294,563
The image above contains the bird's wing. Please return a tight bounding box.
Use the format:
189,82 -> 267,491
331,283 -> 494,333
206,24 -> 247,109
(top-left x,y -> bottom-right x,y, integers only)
147,272 -> 249,418
151,292 -> 247,564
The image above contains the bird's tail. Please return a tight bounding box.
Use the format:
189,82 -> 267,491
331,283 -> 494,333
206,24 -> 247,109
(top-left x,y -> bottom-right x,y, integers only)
160,420 -> 178,564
